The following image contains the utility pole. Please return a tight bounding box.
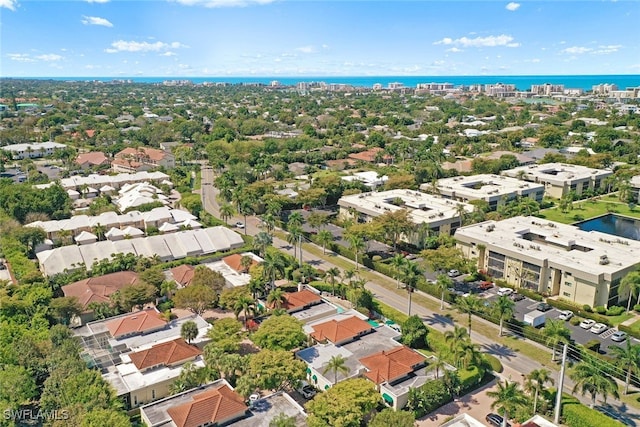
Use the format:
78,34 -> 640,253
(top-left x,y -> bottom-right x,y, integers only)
554,343 -> 568,425
299,234 -> 303,267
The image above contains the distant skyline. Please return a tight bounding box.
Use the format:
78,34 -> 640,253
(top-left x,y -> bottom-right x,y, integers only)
1,1 -> 639,78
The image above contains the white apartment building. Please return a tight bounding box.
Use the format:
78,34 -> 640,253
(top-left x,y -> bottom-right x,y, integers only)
425,174 -> 544,210
338,190 -> 474,244
531,84 -> 564,96
1,141 -> 67,159
454,216 -> 640,307
501,163 -> 612,198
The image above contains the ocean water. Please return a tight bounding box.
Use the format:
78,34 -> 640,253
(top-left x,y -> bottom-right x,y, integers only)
18,75 -> 640,91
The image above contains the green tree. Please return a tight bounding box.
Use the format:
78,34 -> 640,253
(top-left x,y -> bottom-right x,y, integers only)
390,253 -> 408,289
305,378 -> 380,427
191,265 -> 225,294
369,408 -> 415,427
80,409 -> 132,427
401,261 -> 422,316
323,354 -> 350,385
253,231 -> 273,257
252,314 -> 306,351
325,267 -> 340,296
491,296 -> 515,337
444,326 -> 469,368
317,229 -> 334,255
49,296 -> 83,325
262,250 -> 287,289
110,282 -> 157,312
372,208 -> 413,251
456,294 -> 483,337
236,349 -> 306,396
347,234 -> 366,270
435,274 -> 453,310
620,271 -> 640,312
219,203 -> 235,225
542,319 -> 571,361
421,246 -> 467,274
233,293 -> 256,326
525,368 -> 554,414
267,287 -> 286,310
181,320 -> 199,344
172,285 -> 216,316
269,413 -> 298,427
169,361 -> 207,394
570,361 -> 619,408
486,380 -> 529,427
401,315 -> 429,349
205,318 -> 243,353
0,365 -> 37,411
608,338 -> 640,395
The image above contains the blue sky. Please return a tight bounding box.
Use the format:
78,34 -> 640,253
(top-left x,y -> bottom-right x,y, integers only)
1,0 -> 638,77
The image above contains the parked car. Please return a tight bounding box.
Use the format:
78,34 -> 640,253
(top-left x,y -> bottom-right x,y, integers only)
497,287 -> 514,297
447,269 -> 460,278
536,302 -> 552,312
510,293 -> 525,302
579,319 -> 596,329
611,331 -> 628,342
235,221 -> 245,229
589,323 -> 608,334
297,381 -> 317,399
486,413 -> 510,427
558,310 -> 573,321
479,281 -> 494,290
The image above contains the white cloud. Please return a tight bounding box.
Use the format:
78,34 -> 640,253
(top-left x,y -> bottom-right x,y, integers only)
592,44 -> 621,54
36,54 -> 63,61
160,51 -> 177,57
295,46 -> 315,54
7,53 -> 63,62
171,0 -> 274,7
434,34 -> 519,48
7,53 -> 34,62
561,46 -> 592,54
446,47 -> 463,53
85,0 -> 110,3
506,2 -> 520,11
82,16 -> 113,27
0,0 -> 17,10
105,40 -> 186,53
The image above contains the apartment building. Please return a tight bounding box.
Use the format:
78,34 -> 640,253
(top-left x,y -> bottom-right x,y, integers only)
425,174 -> 544,210
1,141 -> 67,159
501,163 -> 612,198
338,190 -> 474,244
454,216 -> 640,307
629,175 -> 640,202
112,147 -> 175,173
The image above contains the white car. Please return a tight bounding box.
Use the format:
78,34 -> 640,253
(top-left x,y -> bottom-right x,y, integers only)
497,287 -> 514,297
558,310 -> 573,321
297,381 -> 317,399
611,331 -> 628,342
579,319 -> 596,329
235,221 -> 245,229
447,269 -> 460,278
589,323 -> 608,334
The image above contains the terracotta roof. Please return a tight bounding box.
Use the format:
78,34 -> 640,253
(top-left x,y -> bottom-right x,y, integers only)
62,271 -> 139,309
167,384 -> 248,427
106,308 -> 167,338
171,264 -> 195,287
281,289 -> 322,311
76,151 -> 108,166
128,338 -> 201,370
85,129 -> 96,138
348,147 -> 393,163
117,146 -> 168,162
223,253 -> 257,273
310,316 -> 372,344
359,346 -> 426,384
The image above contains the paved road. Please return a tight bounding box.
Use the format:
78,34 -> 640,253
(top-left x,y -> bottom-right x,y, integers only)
198,164 -> 640,426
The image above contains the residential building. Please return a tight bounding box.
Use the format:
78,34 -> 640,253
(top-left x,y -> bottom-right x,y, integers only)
202,252 -> 263,288
75,151 -> 110,169
501,163 -> 612,198
425,174 -> 544,210
112,147 -> 175,173
440,414 -> 487,427
114,182 -> 169,212
348,147 -> 392,164
629,175 -> 640,202
140,381 -> 306,427
454,216 -> 640,307
531,84 -> 565,96
338,189 -> 474,243
1,141 -> 67,159
341,171 -> 388,190
36,171 -> 171,191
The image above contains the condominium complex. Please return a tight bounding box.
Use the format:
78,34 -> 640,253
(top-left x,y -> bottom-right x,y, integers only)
501,163 -> 612,198
426,174 -> 544,210
454,216 -> 640,307
338,190 -> 474,243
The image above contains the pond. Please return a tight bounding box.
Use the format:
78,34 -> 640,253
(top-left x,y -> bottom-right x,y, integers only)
576,214 -> 640,241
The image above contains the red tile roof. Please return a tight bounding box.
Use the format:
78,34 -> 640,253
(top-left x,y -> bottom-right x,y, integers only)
106,308 -> 167,338
348,147 -> 393,163
128,338 -> 201,370
117,146 -> 168,162
223,253 -> 257,273
76,151 -> 108,166
167,384 -> 248,427
359,346 -> 426,384
281,289 -> 322,311
62,271 -> 139,310
171,264 -> 195,287
310,316 -> 372,344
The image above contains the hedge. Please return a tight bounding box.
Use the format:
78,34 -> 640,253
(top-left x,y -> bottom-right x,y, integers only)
373,300 -> 409,325
545,299 -> 612,327
617,323 -> 640,340
459,366 -> 483,390
562,395 -> 625,427
484,354 -> 503,373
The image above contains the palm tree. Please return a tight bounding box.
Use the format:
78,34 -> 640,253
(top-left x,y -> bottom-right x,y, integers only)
433,350 -> 448,379
491,296 -> 515,337
390,254 -> 407,289
287,224 -> 303,260
455,203 -> 469,226
542,319 -> 571,361
525,368 -> 554,414
92,223 -> 106,241
347,234 -> 366,270
456,294 -> 483,337
287,211 -> 304,229
608,338 -> 640,395
253,231 -> 273,257
317,229 -> 333,255
181,320 -> 199,344
435,274 -> 453,310
233,295 -> 256,327
487,380 -> 529,427
237,196 -> 255,236
401,261 -> 422,316
619,271 -> 640,313
459,339 -> 483,370
444,326 -> 469,368
219,203 -> 235,225
262,251 -> 286,289
571,361 -> 620,408
240,255 -> 254,273
323,355 -> 350,385
325,267 -> 340,296
267,287 -> 286,310
160,280 -> 178,299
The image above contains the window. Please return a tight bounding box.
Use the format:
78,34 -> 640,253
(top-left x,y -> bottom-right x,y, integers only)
563,292 -> 571,297
134,396 -> 138,406
152,389 -> 156,399
564,282 -> 572,287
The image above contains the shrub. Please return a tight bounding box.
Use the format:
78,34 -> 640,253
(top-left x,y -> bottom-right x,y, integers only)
459,367 -> 483,391
546,299 -> 612,326
371,255 -> 382,262
408,379 -> 451,418
157,300 -> 174,312
606,306 -> 625,316
594,306 -> 607,314
569,317 -> 581,326
484,354 -> 503,373
583,339 -> 601,353
583,304 -> 593,312
562,395 -> 625,427
634,304 -> 640,313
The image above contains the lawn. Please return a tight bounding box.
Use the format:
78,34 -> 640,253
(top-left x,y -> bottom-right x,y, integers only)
624,319 -> 640,335
538,197 -> 640,224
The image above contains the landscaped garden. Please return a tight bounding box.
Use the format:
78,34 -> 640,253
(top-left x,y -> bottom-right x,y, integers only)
538,197 -> 640,224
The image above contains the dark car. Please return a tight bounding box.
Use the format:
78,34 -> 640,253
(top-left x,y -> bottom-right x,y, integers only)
510,292 -> 525,302
486,413 -> 510,427
536,302 -> 552,312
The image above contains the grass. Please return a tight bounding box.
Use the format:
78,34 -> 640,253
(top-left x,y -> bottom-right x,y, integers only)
538,197 -> 640,224
605,312 -> 634,325
624,319 -> 640,335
